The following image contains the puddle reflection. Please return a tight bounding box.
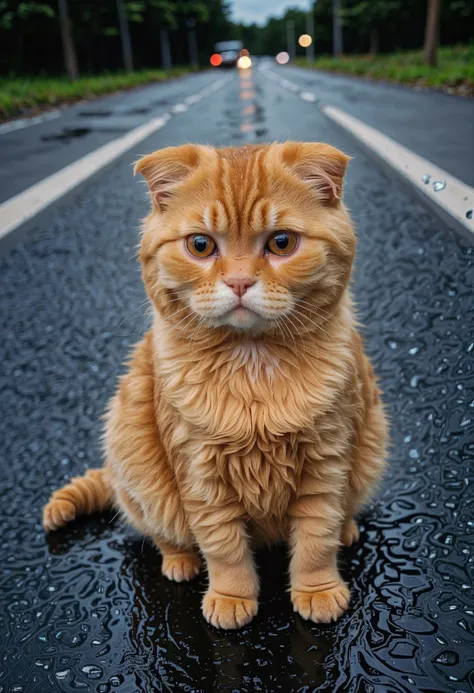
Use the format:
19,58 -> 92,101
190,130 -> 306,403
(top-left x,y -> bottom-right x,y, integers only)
237,69 -> 268,140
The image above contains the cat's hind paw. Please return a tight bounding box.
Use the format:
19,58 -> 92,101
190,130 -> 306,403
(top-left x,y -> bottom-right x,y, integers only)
161,553 -> 201,582
202,589 -> 258,629
291,583 -> 350,624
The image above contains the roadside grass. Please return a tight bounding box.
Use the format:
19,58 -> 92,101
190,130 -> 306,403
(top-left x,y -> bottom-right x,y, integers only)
0,67 -> 199,121
296,44 -> 474,95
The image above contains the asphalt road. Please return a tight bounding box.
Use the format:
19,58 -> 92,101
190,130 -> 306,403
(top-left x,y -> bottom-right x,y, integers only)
272,64 -> 474,187
1,65 -> 473,693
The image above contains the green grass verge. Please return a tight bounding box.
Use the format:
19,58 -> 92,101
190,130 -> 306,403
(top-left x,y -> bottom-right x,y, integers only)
0,67 -> 199,121
296,44 -> 474,95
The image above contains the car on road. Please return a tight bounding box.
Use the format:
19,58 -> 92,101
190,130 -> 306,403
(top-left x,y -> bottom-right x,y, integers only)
212,40 -> 243,67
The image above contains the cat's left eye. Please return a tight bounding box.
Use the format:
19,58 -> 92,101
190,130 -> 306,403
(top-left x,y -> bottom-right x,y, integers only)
265,231 -> 298,256
186,234 -> 217,258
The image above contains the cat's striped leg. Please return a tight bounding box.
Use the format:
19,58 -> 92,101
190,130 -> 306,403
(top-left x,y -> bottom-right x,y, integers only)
153,537 -> 201,582
187,495 -> 259,629
288,484 -> 350,624
43,468 -> 113,531
342,369 -> 387,547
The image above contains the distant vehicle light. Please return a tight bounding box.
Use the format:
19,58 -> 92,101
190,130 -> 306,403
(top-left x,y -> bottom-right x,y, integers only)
237,56 -> 252,69
298,34 -> 312,48
210,53 -> 222,67
276,51 -> 290,65
239,48 -> 250,57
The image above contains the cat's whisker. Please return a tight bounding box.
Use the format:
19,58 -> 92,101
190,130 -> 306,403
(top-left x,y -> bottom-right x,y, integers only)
189,316 -> 206,349
293,309 -> 332,340
294,299 -> 333,318
174,312 -> 199,339
135,313 -> 153,342
276,315 -> 299,356
283,314 -> 307,358
116,299 -> 149,329
164,304 -> 192,321
171,309 -> 195,331
109,509 -> 121,524
293,309 -> 330,340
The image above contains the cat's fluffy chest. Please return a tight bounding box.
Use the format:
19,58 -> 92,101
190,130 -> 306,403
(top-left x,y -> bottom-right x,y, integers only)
155,319 -> 351,444
155,323 -> 352,517
159,336 -> 320,441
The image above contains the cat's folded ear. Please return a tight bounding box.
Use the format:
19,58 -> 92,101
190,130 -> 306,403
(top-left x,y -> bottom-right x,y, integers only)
134,144 -> 213,211
279,142 -> 351,204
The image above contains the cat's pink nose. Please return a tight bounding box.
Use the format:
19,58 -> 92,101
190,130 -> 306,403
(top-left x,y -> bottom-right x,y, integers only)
225,277 -> 256,298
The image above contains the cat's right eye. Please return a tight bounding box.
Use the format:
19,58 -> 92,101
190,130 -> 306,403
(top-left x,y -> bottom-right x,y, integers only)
186,234 -> 217,258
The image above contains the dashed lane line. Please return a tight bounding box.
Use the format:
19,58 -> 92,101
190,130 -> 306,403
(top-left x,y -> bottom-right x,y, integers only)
300,91 -> 318,103
0,109 -> 61,136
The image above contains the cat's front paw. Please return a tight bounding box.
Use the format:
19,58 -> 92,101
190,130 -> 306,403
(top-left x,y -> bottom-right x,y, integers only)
291,583 -> 350,624
202,589 -> 258,629
161,553 -> 201,582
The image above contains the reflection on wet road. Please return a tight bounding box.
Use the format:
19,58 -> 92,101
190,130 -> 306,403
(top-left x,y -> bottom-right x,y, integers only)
0,65 -> 473,692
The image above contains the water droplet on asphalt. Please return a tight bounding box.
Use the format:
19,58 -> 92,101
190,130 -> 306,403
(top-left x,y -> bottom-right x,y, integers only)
434,650 -> 458,665
421,174 -> 431,184
55,670 -> 70,680
81,665 -> 103,679
432,180 -> 446,192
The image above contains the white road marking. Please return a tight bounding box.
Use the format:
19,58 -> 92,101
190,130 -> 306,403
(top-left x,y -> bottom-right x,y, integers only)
280,78 -> 299,93
260,66 -> 473,234
0,114 -> 169,241
300,91 -> 317,102
0,109 -> 61,136
171,103 -> 188,113
322,105 -> 474,234
0,75 -> 233,241
185,94 -> 202,105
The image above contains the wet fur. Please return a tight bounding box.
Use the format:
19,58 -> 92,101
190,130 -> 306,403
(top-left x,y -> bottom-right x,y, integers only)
44,142 -> 387,629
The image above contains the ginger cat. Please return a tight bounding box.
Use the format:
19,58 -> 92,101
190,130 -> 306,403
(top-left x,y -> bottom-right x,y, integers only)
43,142 -> 387,629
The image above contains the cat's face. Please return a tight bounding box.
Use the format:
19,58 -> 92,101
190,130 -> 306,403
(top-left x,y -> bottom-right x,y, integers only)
137,143 -> 355,336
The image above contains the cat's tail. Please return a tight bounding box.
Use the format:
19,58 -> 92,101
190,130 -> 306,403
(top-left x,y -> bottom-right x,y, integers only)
43,468 -> 114,532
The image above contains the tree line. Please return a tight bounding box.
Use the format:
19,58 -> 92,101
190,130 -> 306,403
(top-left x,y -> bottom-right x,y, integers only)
0,0 -> 473,77
0,0 -> 234,76
236,0 -> 473,60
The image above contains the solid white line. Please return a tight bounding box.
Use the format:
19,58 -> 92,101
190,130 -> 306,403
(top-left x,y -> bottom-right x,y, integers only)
171,103 -> 188,113
0,74 -> 234,241
0,109 -> 61,136
0,114 -> 169,240
322,104 -> 474,234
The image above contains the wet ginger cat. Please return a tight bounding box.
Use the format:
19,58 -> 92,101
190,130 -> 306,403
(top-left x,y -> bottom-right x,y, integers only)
43,142 -> 387,629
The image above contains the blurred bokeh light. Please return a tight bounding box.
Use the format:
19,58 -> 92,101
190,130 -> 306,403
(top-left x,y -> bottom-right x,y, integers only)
298,34 -> 312,48
210,53 -> 222,67
237,56 -> 252,69
276,51 -> 290,65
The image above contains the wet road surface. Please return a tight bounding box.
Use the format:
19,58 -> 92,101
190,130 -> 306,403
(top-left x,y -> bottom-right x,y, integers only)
0,70 -> 219,204
1,65 -> 474,692
268,64 -> 474,187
